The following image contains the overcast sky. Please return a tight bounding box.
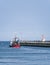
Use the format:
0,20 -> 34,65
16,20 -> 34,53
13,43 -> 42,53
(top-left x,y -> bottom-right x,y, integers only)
0,0 -> 50,41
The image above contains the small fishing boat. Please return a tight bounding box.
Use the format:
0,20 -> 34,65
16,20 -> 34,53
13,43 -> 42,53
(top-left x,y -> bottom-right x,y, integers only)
9,36 -> 20,48
9,42 -> 20,48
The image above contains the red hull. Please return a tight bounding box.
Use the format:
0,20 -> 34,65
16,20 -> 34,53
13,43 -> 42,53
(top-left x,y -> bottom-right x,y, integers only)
13,44 -> 20,48
10,44 -> 20,48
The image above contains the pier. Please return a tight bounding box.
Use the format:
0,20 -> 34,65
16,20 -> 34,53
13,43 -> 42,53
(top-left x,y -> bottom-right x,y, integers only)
20,41 -> 50,47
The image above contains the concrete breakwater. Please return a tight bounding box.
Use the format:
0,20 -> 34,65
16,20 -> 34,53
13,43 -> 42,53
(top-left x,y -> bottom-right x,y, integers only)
20,41 -> 50,47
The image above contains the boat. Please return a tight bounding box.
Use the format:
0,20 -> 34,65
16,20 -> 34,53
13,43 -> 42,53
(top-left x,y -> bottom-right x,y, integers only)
9,36 -> 20,48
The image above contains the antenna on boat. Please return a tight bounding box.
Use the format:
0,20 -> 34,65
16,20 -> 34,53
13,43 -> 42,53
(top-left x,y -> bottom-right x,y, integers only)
14,32 -> 19,41
14,32 -> 17,41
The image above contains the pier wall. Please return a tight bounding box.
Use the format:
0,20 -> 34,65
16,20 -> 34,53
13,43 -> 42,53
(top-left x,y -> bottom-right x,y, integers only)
20,41 -> 50,47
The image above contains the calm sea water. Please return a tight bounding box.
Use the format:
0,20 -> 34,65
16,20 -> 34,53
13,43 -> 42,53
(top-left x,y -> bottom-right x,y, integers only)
0,41 -> 50,65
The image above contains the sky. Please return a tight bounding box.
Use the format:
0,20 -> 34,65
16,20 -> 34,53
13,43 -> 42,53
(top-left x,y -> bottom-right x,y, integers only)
0,0 -> 50,41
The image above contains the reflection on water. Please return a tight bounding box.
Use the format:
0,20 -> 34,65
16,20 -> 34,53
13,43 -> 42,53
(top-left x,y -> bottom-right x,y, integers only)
0,41 -> 50,65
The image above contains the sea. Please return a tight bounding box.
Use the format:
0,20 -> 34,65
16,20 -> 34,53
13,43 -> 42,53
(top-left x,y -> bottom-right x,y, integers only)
0,41 -> 50,65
